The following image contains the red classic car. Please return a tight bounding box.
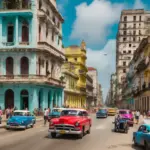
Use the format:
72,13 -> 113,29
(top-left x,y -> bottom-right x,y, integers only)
49,108 -> 92,139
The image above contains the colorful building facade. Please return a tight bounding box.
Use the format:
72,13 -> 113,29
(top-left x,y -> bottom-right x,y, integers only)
64,41 -> 87,108
0,0 -> 65,112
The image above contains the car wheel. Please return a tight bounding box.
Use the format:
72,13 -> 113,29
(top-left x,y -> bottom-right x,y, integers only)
31,123 -> 34,128
133,137 -> 137,146
87,126 -> 91,134
51,132 -> 56,138
78,127 -> 84,139
144,141 -> 149,150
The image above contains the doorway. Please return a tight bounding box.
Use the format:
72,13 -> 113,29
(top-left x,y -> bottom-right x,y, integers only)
21,90 -> 29,109
7,25 -> 14,42
5,89 -> 14,109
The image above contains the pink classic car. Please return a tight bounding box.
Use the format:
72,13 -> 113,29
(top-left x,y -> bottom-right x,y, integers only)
118,109 -> 134,126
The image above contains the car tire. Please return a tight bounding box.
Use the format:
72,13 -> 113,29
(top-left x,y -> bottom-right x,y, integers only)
145,141 -> 149,150
78,127 -> 84,139
87,126 -> 91,134
51,132 -> 56,138
133,137 -> 137,146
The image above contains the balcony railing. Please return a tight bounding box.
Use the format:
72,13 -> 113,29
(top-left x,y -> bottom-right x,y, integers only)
0,0 -> 31,11
0,75 -> 65,87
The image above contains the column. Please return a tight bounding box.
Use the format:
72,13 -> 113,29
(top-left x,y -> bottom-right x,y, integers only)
31,88 -> 39,112
0,17 -> 2,46
58,92 -> 62,107
14,89 -> 21,110
15,16 -> 19,46
0,88 -> 4,110
49,90 -> 54,110
42,89 -> 48,109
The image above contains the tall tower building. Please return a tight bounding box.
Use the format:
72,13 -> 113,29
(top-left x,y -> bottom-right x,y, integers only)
116,9 -> 150,102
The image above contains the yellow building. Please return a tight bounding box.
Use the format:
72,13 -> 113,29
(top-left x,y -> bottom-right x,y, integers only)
64,41 -> 87,108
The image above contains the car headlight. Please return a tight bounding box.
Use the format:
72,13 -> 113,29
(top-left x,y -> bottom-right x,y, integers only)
75,122 -> 80,127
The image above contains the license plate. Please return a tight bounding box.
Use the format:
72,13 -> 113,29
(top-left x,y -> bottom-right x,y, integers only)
59,130 -> 65,134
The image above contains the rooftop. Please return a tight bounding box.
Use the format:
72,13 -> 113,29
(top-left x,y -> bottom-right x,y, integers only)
88,67 -> 97,71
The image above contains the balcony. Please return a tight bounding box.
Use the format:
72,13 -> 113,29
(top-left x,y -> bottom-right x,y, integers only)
0,75 -> 65,87
0,0 -> 31,10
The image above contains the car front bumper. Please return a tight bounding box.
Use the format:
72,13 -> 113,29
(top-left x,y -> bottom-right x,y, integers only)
49,129 -> 82,135
6,125 -> 26,129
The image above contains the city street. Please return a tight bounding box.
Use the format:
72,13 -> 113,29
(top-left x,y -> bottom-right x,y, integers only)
0,114 -> 142,150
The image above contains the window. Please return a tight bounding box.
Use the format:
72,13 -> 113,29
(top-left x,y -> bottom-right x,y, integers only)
139,37 -> 141,41
74,58 -> 77,61
123,69 -> 126,73
39,0 -> 42,9
57,22 -> 60,28
133,16 -> 136,21
128,50 -> 131,54
133,30 -> 136,35
123,38 -> 126,42
52,16 -> 55,24
124,16 -> 127,21
139,16 -> 141,21
129,44 -> 131,47
123,62 -> 126,66
123,31 -> 126,35
133,37 -> 136,42
124,24 -> 127,28
7,25 -> 14,42
139,30 -> 141,35
123,51 -> 126,54
22,22 -> 29,42
65,58 -> 68,62
134,24 -> 136,28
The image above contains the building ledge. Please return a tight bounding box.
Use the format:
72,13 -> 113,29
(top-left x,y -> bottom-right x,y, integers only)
0,75 -> 65,88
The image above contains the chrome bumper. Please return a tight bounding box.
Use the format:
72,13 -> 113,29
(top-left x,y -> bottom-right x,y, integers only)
49,129 -> 82,135
6,125 -> 26,129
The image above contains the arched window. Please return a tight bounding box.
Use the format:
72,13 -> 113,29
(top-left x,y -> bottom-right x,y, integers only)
5,89 -> 14,109
6,57 -> 14,75
22,21 -> 29,42
21,57 -> 29,75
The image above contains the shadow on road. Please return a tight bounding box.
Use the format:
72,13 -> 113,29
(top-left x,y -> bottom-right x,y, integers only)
45,134 -> 83,141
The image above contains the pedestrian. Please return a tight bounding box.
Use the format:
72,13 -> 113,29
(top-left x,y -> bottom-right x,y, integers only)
6,107 -> 10,119
135,110 -> 140,124
0,107 -> 3,124
44,108 -> 49,125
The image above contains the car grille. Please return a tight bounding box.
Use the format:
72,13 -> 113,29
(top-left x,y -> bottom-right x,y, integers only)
55,124 -> 76,131
9,123 -> 19,126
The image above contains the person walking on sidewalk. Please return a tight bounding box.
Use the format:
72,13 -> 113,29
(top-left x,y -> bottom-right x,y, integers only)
135,110 -> 140,124
44,108 -> 49,125
0,108 -> 2,124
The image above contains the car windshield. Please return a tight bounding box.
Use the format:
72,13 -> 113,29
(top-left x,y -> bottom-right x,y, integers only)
119,111 -> 131,114
98,109 -> 106,113
61,110 -> 78,116
14,112 -> 27,116
53,109 -> 62,112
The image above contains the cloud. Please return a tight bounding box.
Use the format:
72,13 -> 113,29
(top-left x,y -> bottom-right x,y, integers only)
57,0 -> 68,15
87,39 -> 116,100
70,0 -> 124,45
133,0 -> 146,9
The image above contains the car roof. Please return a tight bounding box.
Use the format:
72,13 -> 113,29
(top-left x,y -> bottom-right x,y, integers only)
63,108 -> 87,111
53,108 -> 66,110
14,110 -> 30,113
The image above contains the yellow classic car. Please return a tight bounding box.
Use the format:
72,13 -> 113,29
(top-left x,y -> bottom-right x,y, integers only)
107,108 -> 117,116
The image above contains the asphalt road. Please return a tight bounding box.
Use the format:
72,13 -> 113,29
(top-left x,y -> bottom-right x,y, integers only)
0,114 -> 143,150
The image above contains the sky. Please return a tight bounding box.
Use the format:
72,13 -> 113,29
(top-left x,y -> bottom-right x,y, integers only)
57,0 -> 150,101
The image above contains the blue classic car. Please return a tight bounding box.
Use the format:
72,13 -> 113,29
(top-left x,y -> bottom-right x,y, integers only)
96,108 -> 108,118
6,110 -> 36,130
133,122 -> 150,150
48,108 -> 66,121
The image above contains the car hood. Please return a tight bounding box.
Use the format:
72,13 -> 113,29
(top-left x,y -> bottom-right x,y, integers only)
8,116 -> 28,123
53,116 -> 81,124
120,114 -> 132,119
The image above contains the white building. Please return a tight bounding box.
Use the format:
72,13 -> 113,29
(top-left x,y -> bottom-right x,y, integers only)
116,9 -> 150,102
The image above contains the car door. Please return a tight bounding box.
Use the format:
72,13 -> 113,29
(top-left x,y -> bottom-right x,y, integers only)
135,125 -> 145,145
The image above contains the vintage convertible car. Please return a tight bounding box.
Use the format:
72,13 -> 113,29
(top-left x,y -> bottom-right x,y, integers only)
107,108 -> 116,116
96,108 -> 108,118
6,110 -> 36,130
48,108 -> 66,122
49,108 -> 92,139
133,122 -> 150,150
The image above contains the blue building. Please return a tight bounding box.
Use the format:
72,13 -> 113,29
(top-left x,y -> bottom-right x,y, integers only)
0,0 -> 65,112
